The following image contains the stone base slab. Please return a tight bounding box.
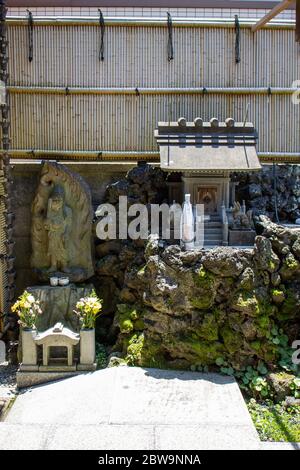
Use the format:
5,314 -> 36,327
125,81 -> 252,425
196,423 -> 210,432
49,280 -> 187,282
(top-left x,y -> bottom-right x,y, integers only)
39,364 -> 77,372
19,364 -> 39,372
16,370 -> 90,389
9,368 -> 261,449
77,363 -> 97,371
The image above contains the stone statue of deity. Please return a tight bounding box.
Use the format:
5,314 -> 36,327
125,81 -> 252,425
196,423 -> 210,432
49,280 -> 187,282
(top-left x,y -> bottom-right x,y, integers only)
44,185 -> 72,273
31,161 -> 94,282
229,201 -> 254,230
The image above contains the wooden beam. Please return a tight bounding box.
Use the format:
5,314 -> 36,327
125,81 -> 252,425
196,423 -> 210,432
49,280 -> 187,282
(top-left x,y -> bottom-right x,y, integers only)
252,0 -> 295,32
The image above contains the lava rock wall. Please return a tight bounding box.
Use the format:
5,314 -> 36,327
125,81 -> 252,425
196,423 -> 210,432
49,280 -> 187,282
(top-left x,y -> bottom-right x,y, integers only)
113,217 -> 300,370
233,165 -> 300,223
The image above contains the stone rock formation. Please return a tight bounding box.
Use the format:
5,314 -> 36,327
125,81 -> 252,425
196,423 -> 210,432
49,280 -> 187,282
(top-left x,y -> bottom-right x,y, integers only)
93,162 -> 167,341
111,216 -> 300,370
91,163 -> 300,371
233,165 -> 300,223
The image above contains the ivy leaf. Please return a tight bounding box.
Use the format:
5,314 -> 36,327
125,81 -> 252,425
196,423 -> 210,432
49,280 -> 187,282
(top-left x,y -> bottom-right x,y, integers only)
272,337 -> 280,345
257,362 -> 268,375
293,378 -> 300,388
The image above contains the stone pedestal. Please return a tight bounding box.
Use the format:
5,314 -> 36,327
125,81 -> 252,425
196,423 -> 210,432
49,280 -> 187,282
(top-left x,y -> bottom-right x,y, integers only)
0,339 -> 5,364
27,283 -> 95,332
78,328 -> 96,371
229,230 -> 256,247
20,329 -> 38,372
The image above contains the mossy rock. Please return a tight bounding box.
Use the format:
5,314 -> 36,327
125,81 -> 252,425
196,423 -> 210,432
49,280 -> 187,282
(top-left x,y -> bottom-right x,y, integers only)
278,288 -> 300,320
271,289 -> 285,304
191,266 -> 217,309
254,314 -> 271,336
170,335 -> 224,365
239,267 -> 255,291
280,254 -> 300,281
125,333 -> 145,365
220,326 -> 244,354
116,303 -> 145,334
249,339 -> 277,362
193,313 -> 219,341
266,372 -> 295,402
231,291 -> 260,316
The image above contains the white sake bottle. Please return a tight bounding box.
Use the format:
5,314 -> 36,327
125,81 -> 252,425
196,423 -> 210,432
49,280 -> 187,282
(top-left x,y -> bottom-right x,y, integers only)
181,194 -> 195,250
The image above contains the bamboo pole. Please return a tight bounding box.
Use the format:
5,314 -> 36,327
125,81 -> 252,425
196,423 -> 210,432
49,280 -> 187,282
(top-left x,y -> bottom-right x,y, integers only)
7,86 -> 299,96
6,15 -> 296,30
7,149 -> 300,163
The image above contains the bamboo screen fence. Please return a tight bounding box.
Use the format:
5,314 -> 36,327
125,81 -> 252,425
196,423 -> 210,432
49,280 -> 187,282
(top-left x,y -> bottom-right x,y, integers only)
3,17 -> 300,162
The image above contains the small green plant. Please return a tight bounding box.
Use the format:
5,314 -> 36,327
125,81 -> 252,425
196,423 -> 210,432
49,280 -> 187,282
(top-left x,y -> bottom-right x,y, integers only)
267,326 -> 299,374
290,377 -> 300,399
95,343 -> 107,369
215,357 -> 271,398
247,399 -> 300,442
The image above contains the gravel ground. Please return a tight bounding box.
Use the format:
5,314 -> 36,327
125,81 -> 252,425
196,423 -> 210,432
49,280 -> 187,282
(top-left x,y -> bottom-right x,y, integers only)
0,363 -> 18,399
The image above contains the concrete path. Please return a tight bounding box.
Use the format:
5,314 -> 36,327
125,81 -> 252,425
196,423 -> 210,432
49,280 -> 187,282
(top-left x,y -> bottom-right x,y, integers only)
0,366 -> 282,450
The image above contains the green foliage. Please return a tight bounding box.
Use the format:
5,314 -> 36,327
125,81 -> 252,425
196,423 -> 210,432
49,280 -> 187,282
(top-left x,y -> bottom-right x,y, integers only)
220,326 -> 243,354
95,343 -> 107,369
267,325 -> 298,374
182,337 -> 223,364
191,267 -> 216,309
117,304 -> 144,334
279,289 -> 299,320
195,314 -> 219,341
215,357 -> 271,399
125,333 -> 145,365
290,377 -> 300,399
247,399 -> 300,442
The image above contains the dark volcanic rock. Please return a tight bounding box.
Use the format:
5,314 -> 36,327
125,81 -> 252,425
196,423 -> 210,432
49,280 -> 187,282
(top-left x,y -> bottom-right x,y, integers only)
234,164 -> 300,222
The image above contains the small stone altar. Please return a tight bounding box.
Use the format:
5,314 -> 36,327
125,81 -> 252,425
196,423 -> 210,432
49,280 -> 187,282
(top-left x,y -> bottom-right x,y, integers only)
18,322 -> 96,383
35,323 -> 80,370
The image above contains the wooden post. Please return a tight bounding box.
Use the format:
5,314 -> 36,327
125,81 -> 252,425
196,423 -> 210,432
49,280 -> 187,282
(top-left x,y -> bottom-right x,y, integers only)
251,0 -> 295,33
296,0 -> 300,42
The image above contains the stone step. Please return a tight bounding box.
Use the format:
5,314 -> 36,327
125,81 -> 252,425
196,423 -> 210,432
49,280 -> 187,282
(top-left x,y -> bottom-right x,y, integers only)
204,240 -> 223,246
204,222 -> 222,228
204,233 -> 223,241
206,215 -> 222,221
204,228 -> 223,233
204,228 -> 223,234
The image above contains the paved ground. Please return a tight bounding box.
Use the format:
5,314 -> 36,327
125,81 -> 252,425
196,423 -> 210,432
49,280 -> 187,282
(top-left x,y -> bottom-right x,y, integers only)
0,366 -> 299,450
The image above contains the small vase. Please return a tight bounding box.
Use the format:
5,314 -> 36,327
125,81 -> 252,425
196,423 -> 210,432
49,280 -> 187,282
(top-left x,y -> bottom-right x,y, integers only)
21,328 -> 37,366
80,328 -> 95,366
